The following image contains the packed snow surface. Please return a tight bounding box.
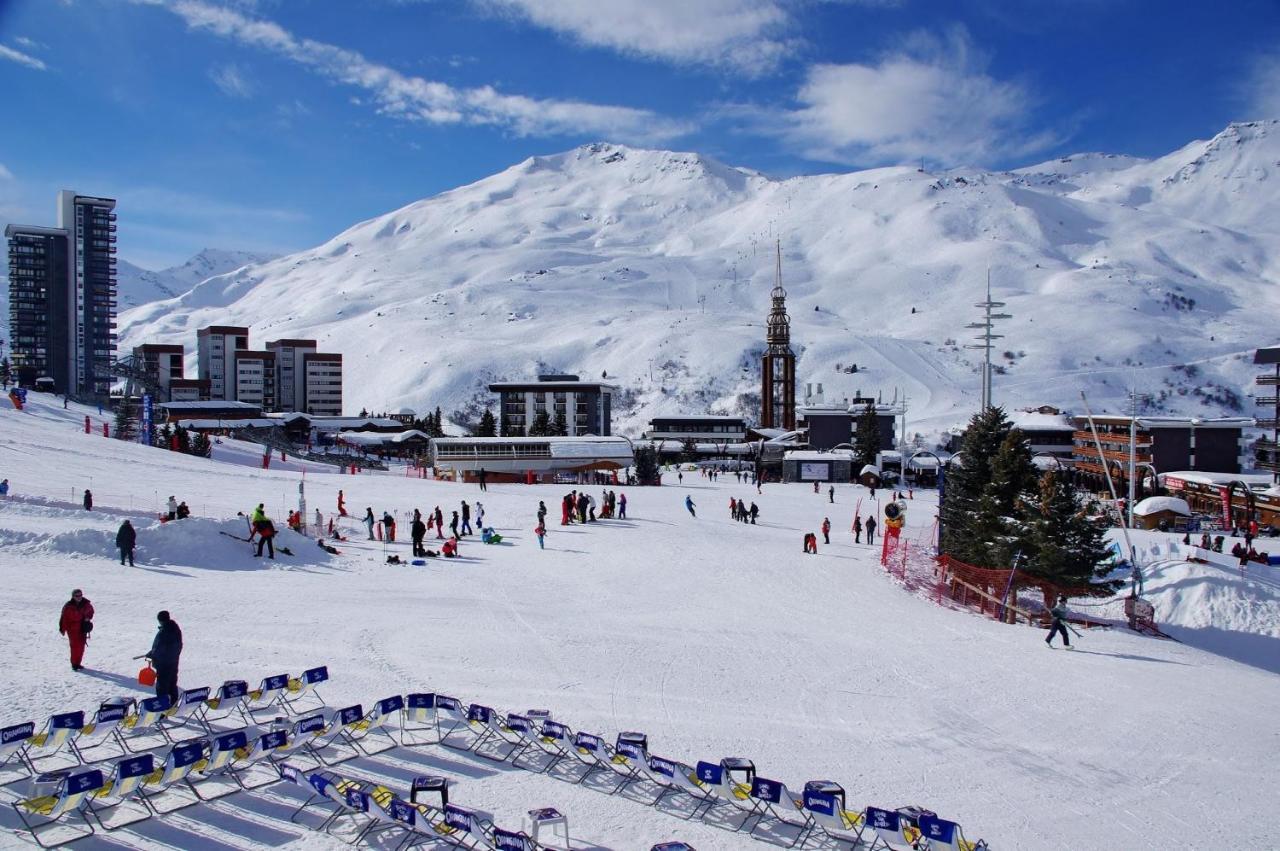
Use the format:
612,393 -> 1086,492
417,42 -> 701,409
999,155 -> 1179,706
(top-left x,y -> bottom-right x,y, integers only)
118,121 -> 1280,438
1,393 -> 1279,849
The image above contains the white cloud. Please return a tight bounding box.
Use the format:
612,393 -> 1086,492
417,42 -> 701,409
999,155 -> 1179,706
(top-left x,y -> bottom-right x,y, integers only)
135,0 -> 692,142
0,44 -> 48,71
756,27 -> 1056,167
1243,52 -> 1280,120
476,0 -> 792,74
209,62 -> 253,97
0,164 -> 13,180
14,36 -> 45,50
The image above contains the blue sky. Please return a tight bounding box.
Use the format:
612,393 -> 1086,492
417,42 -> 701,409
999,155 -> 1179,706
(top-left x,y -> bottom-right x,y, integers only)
1,0 -> 1278,269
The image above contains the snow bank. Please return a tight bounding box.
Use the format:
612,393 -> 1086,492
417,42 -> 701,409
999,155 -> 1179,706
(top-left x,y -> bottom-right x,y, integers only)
1132,496 -> 1190,516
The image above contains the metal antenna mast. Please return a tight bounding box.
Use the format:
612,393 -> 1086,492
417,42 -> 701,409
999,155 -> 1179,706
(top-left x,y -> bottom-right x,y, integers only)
965,270 -> 1012,411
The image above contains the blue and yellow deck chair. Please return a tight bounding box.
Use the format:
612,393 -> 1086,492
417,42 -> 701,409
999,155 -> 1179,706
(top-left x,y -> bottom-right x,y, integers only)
12,766 -> 106,848
918,813 -> 989,851
802,781 -> 863,845
136,738 -> 208,815
81,754 -> 154,831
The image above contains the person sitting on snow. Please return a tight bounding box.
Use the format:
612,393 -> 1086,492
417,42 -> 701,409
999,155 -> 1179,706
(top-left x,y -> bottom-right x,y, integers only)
442,536 -> 459,558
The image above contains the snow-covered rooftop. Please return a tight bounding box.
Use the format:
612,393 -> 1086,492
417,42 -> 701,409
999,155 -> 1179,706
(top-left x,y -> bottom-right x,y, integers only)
1133,496 -> 1191,516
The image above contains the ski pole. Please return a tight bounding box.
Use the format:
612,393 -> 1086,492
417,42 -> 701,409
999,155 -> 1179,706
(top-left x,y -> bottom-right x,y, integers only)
1065,622 -> 1083,638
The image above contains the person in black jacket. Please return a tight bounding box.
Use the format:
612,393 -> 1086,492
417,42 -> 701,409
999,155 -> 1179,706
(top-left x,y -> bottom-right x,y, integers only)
116,519 -> 136,566
411,512 -> 427,557
147,610 -> 183,707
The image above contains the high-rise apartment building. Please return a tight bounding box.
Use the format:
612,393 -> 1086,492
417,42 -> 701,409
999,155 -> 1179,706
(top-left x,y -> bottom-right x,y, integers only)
196,326 -> 249,400
302,352 -> 343,416
4,191 -> 117,397
233,349 -> 277,410
265,339 -> 316,411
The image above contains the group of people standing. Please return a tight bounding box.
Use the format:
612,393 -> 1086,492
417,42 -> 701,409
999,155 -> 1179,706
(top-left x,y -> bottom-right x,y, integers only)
728,496 -> 760,524
58,590 -> 183,707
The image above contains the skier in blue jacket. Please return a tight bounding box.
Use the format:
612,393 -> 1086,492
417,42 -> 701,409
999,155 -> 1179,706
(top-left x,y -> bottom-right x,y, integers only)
685,495 -> 696,517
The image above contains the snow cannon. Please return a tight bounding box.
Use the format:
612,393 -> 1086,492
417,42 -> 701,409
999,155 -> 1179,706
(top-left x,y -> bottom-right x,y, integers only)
884,501 -> 906,530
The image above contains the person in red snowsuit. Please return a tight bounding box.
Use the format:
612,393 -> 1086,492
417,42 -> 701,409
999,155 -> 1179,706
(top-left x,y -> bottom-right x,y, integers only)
59,589 -> 94,672
338,489 -> 347,517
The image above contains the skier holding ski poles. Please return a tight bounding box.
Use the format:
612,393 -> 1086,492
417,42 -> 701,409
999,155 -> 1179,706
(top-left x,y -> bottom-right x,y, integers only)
1045,595 -> 1073,648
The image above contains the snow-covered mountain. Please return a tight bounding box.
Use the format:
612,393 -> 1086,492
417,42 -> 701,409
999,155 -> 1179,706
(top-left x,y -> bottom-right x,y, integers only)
116,248 -> 277,308
119,121 -> 1280,439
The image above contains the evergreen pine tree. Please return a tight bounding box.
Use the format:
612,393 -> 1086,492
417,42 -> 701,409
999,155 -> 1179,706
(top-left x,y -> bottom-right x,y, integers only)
499,411 -> 512,437
174,424 -> 192,454
1021,471 -> 1121,604
432,406 -> 445,437
190,432 -> 212,457
552,410 -> 568,437
159,423 -> 173,449
476,409 -> 497,437
113,398 -> 138,442
853,403 -> 882,471
529,410 -> 551,436
966,430 -> 1038,569
940,406 -> 1017,564
633,445 -> 660,485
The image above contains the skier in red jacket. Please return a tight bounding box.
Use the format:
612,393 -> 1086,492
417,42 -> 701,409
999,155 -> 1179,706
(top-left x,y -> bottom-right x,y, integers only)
59,589 -> 94,672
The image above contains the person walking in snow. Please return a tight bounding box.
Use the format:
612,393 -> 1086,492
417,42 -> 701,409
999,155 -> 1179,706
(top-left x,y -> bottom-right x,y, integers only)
176,502 -> 190,519
803,532 -> 818,554
0,479 -> 8,497
382,511 -> 396,543
146,610 -> 183,707
476,502 -> 485,528
364,507 -> 376,540
822,517 -> 831,545
813,481 -> 819,494
434,505 -> 444,539
853,514 -> 863,543
587,494 -> 597,522
828,485 -> 835,504
116,519 -> 136,566
59,589 -> 94,672
534,522 -> 546,549
167,495 -> 177,521
338,489 -> 347,517
1045,596 -> 1072,648
537,500 -> 547,527
618,492 -> 627,519
460,501 -> 472,536
83,489 -> 93,511
449,510 -> 460,539
685,495 -> 696,518
865,516 -> 877,545
411,512 -> 427,557
478,467 -> 488,492
729,497 -> 737,519
749,502 -> 759,524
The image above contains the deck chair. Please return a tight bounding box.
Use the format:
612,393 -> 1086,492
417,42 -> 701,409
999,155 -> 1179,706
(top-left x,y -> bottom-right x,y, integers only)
490,713 -> 538,766
268,713 -> 329,764
439,803 -> 496,850
640,754 -> 686,808
242,673 -> 290,720
491,826 -> 539,850
26,711 -> 85,770
401,693 -> 441,747
116,695 -> 173,753
747,776 -> 814,846
525,720 -> 574,775
137,738 -> 208,814
598,733 -> 649,795
668,759 -> 720,820
433,695 -> 472,749
802,781 -> 863,845
11,767 -> 106,849
280,763 -> 364,833
357,784 -> 420,851
306,704 -> 366,766
696,758 -> 762,828
347,695 -> 404,756
70,699 -> 133,764
230,728 -> 289,790
0,720 -> 37,783
281,665 -> 330,714
161,686 -> 212,736
918,814 -> 988,851
186,728 -> 249,801
466,705 -> 524,763
568,731 -> 610,785
198,679 -> 250,727
81,754 -> 155,831
864,806 -> 919,850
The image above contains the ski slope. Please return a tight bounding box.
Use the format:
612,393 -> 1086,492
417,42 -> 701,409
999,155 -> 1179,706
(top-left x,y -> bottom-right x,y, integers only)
1,392 -> 1279,849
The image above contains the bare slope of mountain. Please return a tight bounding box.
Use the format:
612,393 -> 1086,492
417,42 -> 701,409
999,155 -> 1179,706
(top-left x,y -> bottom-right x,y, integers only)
119,123 -> 1280,439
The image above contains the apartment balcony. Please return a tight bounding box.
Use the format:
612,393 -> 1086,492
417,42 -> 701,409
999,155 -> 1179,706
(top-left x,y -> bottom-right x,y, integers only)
1074,445 -> 1152,464
1255,395 -> 1279,407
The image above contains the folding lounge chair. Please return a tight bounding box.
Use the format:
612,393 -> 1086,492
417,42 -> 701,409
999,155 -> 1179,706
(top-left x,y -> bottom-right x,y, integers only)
230,728 -> 289,790
137,738 -> 208,814
185,728 -> 250,801
357,783 -> 421,851
864,806 -> 920,850
305,704 -> 367,766
279,763 -> 365,833
566,731 -> 613,785
432,695 -> 472,750
0,720 -> 37,782
81,754 -> 155,831
70,699 -> 132,763
667,759 -> 720,820
242,673 -> 291,720
491,712 -> 539,767
747,776 -> 815,846
25,711 -> 85,771
267,713 -> 329,765
198,679 -> 250,727
116,696 -> 173,753
641,754 -> 689,808
918,814 -> 988,851
802,782 -> 864,845
597,732 -> 650,795
516,719 -> 572,774
161,686 -> 212,736
695,758 -> 762,829
346,695 -> 404,756
11,767 -> 106,849
281,666 -> 330,715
